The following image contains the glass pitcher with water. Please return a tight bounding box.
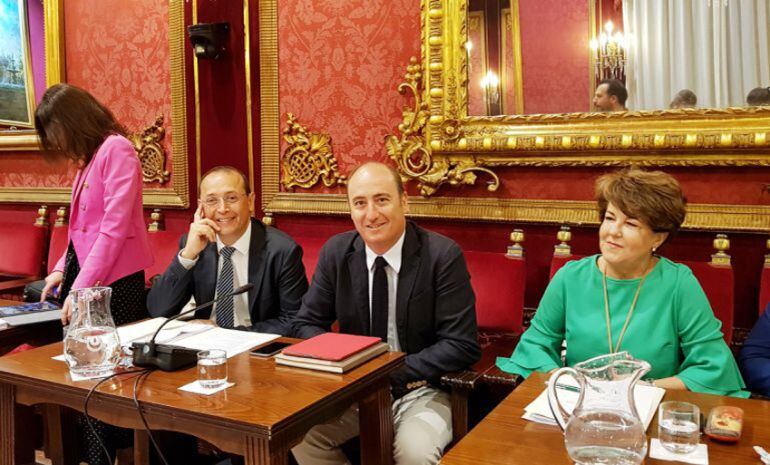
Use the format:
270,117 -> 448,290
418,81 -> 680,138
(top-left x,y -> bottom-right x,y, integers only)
63,287 -> 121,378
547,351 -> 650,465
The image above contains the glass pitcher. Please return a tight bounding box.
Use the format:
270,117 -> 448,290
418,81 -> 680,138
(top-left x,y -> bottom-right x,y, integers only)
63,287 -> 121,378
547,352 -> 651,465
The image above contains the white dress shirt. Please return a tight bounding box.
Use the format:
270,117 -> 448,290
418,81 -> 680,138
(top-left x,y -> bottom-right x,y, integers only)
177,222 -> 252,327
365,230 -> 405,351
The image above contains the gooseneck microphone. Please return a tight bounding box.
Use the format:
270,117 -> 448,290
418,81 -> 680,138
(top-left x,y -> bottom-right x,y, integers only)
132,283 -> 254,371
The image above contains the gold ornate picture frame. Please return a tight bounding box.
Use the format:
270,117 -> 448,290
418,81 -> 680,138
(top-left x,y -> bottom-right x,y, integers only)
0,0 -> 190,209
259,0 -> 770,232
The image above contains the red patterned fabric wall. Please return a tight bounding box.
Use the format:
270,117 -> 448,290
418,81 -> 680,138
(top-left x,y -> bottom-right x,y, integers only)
519,0 -> 591,114
0,0 -> 172,190
278,0 -> 421,190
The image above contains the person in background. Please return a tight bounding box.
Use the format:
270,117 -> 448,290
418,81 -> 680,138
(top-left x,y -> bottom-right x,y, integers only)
291,162 -> 480,465
747,87 -> 770,106
496,168 -> 748,398
739,305 -> 770,397
593,79 -> 628,112
147,166 -> 307,335
669,89 -> 697,109
35,83 -> 154,465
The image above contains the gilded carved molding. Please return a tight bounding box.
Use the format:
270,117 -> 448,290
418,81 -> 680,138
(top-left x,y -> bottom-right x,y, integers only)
385,58 -> 499,196
421,0 -> 770,165
281,113 -> 346,190
128,115 -> 170,184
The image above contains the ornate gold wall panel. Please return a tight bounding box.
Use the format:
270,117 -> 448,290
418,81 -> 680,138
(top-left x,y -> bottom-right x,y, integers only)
281,114 -> 346,190
257,0 -> 770,232
0,1 -> 190,208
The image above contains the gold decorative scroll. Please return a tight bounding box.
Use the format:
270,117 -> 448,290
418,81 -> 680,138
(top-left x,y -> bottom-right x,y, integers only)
281,113 -> 346,190
385,58 -> 499,196
129,116 -> 170,184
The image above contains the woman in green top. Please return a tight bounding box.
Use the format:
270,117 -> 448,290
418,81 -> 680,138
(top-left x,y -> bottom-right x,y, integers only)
497,168 -> 747,397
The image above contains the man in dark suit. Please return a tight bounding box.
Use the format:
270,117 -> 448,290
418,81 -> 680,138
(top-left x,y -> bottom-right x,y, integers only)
147,166 -> 307,335
740,305 -> 770,397
291,162 -> 480,465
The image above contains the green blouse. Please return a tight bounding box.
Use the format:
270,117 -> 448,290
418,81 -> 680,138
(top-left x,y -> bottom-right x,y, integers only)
497,255 -> 748,398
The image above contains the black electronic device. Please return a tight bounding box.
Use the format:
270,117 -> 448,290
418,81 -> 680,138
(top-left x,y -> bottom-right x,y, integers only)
132,283 -> 253,371
187,22 -> 229,59
249,341 -> 293,357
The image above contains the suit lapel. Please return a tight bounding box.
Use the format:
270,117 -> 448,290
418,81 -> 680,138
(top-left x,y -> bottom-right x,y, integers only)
396,223 -> 421,349
347,237 -> 370,335
247,219 -> 267,313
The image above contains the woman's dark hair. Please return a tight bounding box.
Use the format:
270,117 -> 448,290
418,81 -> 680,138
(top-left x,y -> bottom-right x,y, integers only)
34,83 -> 126,164
595,168 -> 687,246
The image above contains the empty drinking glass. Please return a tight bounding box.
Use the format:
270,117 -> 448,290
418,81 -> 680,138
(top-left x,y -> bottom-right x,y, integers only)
658,401 -> 700,454
197,349 -> 227,388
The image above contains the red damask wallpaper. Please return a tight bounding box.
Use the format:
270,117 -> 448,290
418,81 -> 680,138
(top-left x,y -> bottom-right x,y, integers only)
0,0 -> 172,190
278,0 -> 421,190
519,0 -> 591,114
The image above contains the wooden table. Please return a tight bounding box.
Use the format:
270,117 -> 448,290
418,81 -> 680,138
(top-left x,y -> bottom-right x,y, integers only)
441,372 -> 770,464
0,338 -> 404,465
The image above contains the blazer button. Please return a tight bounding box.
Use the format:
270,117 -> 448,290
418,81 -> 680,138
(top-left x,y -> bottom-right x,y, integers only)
80,204 -> 86,211
83,182 -> 89,188
81,226 -> 86,232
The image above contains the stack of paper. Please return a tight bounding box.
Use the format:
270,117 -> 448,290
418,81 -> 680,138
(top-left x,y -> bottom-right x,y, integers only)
522,376 -> 665,429
275,333 -> 388,373
117,318 -> 280,358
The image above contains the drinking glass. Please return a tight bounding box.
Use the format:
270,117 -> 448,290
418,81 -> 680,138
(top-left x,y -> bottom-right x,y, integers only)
658,401 -> 700,454
197,349 -> 227,388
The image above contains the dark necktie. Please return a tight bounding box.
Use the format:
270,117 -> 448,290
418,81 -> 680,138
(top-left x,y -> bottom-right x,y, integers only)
371,256 -> 389,342
215,246 -> 237,328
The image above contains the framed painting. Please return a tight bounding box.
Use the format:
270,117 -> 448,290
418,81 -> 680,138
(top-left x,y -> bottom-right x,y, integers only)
0,0 -> 35,127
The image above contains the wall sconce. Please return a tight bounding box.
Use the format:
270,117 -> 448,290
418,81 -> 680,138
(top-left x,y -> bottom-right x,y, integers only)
187,22 -> 230,60
589,20 -> 627,82
480,70 -> 500,114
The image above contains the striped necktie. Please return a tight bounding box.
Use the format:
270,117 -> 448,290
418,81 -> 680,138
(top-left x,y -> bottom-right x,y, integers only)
215,246 -> 237,328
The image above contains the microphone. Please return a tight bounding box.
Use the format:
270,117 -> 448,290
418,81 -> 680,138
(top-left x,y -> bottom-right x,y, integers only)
132,283 -> 254,371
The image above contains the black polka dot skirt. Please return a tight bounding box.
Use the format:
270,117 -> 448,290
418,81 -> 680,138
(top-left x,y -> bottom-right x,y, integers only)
60,242 -> 148,465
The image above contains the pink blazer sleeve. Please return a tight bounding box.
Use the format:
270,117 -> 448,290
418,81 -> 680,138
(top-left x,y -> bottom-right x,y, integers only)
53,250 -> 66,273
71,138 -> 142,289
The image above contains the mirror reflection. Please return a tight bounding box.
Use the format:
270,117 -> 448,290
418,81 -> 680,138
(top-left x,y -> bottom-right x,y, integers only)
0,0 -> 46,129
467,0 -> 770,116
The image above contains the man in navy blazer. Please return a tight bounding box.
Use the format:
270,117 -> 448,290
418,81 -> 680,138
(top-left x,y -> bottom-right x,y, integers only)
292,162 -> 480,465
147,166 -> 307,335
739,305 -> 770,397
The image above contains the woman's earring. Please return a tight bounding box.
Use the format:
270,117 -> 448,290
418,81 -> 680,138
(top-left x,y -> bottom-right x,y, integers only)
652,246 -> 657,253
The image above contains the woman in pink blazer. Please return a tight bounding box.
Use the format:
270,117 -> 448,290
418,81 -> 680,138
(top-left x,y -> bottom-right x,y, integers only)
35,83 -> 153,465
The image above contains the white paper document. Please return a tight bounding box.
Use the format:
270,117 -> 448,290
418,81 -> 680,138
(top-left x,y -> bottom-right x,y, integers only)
522,376 -> 665,430
57,318 -> 281,359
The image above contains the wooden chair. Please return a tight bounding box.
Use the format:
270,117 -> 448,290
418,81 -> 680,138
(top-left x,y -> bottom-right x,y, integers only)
144,210 -> 185,287
0,206 -> 50,296
442,229 -> 527,442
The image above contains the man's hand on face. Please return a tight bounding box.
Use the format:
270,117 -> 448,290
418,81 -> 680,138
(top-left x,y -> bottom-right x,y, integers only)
180,204 -> 220,260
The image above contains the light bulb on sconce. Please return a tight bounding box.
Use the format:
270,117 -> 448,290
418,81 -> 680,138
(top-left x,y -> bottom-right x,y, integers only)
480,70 -> 500,113
591,20 -> 627,82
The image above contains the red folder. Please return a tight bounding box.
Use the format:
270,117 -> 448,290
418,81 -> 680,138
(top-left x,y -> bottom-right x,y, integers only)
282,333 -> 382,362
